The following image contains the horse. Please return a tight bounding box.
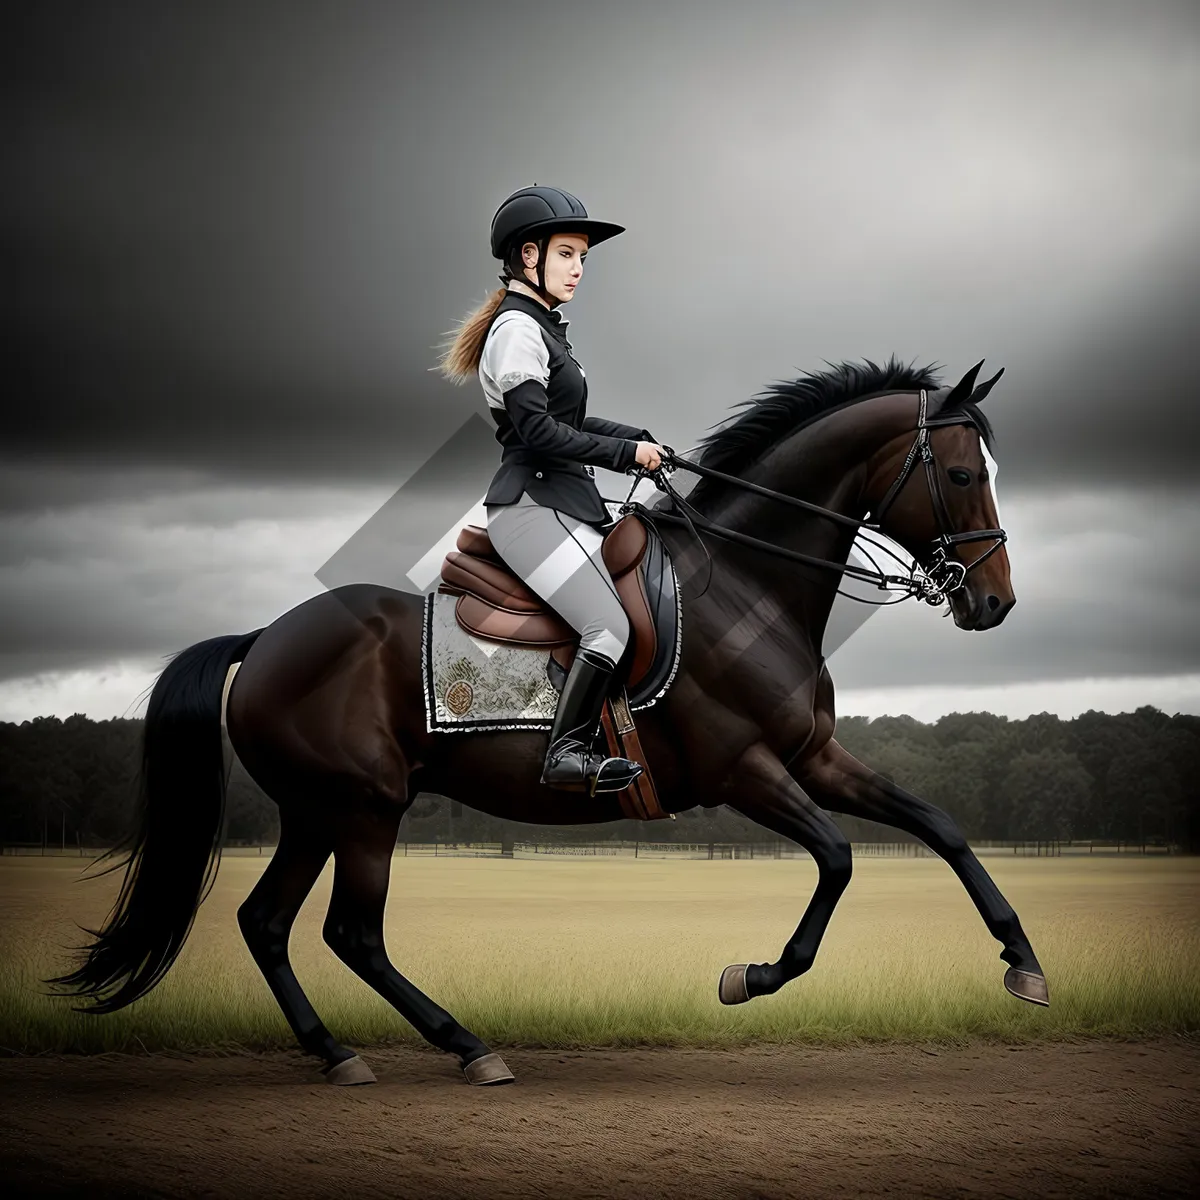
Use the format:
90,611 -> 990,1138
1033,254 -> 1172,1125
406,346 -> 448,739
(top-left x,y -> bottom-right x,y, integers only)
48,355 -> 1048,1087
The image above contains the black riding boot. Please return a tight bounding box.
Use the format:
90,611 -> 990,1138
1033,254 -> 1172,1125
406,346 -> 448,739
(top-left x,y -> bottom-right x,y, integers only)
541,648 -> 643,795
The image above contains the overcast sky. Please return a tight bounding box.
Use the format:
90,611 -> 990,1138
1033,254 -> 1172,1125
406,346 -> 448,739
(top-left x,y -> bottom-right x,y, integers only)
5,0 -> 1199,723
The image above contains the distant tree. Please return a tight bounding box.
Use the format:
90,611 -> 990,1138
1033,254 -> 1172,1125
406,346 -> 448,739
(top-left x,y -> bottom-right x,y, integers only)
1002,749 -> 1093,840
1022,711 -> 1068,754
2,708 -> 1198,850
920,739 -> 990,839
1105,738 -> 1180,846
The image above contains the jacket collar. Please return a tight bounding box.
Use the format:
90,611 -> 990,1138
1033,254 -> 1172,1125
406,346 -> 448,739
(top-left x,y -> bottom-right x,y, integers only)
505,278 -> 569,327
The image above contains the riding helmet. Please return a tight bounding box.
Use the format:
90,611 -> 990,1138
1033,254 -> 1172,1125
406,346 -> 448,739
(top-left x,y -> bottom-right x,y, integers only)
490,185 -> 625,304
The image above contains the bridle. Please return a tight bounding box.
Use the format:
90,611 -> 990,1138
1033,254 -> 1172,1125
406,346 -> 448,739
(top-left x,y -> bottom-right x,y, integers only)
868,387 -> 1008,599
619,388 -> 1008,608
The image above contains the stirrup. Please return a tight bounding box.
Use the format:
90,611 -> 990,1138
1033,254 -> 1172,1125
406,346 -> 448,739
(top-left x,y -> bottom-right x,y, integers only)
541,736 -> 642,795
587,751 -> 643,797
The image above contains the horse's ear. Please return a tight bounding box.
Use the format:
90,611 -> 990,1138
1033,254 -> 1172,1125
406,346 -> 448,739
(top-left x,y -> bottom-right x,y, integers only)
969,366 -> 1005,405
945,359 -> 985,409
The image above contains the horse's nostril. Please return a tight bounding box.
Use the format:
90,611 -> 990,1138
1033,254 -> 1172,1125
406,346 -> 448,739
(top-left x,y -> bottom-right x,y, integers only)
986,594 -> 1001,611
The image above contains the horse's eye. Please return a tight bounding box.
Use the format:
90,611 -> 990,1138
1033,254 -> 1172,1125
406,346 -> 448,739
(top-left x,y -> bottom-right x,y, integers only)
948,468 -> 972,487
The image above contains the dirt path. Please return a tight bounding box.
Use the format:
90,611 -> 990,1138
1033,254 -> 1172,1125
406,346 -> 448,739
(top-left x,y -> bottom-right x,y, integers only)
2,1039 -> 1196,1198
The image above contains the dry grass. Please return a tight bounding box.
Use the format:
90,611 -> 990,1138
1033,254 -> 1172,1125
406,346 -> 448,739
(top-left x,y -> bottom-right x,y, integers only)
2,853 -> 1197,1054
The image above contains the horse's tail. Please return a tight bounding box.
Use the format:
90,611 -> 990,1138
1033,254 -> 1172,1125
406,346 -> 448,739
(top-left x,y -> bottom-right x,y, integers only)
45,628 -> 265,1014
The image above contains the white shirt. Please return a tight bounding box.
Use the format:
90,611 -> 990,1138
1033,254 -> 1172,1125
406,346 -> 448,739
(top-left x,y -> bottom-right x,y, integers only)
477,281 -> 580,411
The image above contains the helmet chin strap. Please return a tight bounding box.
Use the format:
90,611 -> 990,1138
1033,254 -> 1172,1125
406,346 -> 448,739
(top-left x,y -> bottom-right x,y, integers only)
502,236 -> 561,308
534,244 -> 558,307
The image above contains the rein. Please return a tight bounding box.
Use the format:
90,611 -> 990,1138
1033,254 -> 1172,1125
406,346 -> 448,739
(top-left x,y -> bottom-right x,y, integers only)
619,389 -> 1007,607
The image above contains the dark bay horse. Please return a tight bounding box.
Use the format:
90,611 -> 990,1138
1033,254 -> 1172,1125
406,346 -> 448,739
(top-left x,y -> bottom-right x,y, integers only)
49,357 -> 1048,1086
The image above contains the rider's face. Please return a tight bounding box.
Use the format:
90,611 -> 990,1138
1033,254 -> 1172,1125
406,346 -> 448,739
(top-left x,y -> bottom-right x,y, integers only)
521,233 -> 588,305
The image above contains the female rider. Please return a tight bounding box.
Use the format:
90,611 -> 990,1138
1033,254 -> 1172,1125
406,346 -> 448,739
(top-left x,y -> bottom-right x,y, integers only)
437,185 -> 666,796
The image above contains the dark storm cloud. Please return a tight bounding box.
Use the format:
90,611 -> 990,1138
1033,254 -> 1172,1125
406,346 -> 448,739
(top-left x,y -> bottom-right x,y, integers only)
8,1 -> 481,486
980,258 -> 1200,489
7,1 -> 1199,506
1,473 -> 1194,689
0,477 -> 371,681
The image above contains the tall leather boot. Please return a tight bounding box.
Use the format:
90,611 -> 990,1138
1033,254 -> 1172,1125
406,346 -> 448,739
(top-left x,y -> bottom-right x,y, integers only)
541,647 -> 643,795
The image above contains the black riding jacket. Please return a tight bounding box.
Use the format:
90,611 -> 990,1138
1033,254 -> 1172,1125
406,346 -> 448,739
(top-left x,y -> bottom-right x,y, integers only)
479,285 -> 655,527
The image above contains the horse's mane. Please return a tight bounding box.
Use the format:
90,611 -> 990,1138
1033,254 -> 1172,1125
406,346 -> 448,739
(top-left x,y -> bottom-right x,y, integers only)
688,355 -> 993,507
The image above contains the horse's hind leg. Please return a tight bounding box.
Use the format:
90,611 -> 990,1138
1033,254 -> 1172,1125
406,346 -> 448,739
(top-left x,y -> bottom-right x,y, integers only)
236,813 -> 375,1083
321,800 -> 514,1086
794,737 -> 1048,1006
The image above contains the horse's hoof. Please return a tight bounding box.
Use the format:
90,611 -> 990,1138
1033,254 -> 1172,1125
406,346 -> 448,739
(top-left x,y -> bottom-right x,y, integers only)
324,1055 -> 377,1085
463,1052 -> 515,1085
1004,966 -> 1050,1007
719,963 -> 751,1005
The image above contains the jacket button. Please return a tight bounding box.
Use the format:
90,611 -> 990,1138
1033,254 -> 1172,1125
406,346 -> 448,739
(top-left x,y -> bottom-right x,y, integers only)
535,471 -> 543,479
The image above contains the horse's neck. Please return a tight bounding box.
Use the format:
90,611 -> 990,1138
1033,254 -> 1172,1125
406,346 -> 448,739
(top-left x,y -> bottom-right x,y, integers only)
683,392 -> 917,647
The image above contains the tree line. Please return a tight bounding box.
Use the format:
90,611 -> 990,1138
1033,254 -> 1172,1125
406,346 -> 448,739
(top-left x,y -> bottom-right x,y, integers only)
0,706 -> 1196,851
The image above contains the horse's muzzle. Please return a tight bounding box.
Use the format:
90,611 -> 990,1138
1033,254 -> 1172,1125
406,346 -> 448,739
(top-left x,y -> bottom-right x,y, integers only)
949,583 -> 1015,630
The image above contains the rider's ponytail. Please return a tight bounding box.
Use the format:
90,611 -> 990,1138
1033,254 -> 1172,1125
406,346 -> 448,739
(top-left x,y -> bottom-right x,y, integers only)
433,285 -> 508,383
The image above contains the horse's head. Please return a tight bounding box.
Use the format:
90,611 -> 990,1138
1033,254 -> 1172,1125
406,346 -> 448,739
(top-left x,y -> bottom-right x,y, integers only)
868,362 -> 1014,631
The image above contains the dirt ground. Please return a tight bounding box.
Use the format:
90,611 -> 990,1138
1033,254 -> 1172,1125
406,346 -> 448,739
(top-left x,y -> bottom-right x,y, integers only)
1,1039 -> 1196,1199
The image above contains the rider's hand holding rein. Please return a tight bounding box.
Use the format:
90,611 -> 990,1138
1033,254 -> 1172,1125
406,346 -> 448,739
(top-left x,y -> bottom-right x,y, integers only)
635,442 -> 667,471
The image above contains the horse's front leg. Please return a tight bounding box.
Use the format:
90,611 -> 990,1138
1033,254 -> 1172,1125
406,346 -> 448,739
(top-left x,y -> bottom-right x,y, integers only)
792,737 -> 1049,1006
716,740 -> 855,1004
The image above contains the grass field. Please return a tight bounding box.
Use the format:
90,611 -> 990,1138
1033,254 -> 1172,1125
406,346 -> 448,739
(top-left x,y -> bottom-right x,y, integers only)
1,853 -> 1197,1054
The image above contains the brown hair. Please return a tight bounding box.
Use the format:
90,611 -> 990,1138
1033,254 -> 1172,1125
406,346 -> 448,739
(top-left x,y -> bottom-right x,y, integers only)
435,232 -> 554,382
433,285 -> 509,384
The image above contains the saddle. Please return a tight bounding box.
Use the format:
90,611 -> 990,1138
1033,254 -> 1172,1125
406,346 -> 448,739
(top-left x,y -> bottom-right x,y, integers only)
437,514 -> 676,821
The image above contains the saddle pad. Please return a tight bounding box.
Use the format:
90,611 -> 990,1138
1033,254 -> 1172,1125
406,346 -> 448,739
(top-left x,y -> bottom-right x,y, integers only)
423,591 -> 562,732
422,536 -> 682,734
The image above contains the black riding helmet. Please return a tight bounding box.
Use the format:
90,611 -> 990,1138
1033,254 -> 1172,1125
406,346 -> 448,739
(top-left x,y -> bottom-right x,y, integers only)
490,185 -> 625,307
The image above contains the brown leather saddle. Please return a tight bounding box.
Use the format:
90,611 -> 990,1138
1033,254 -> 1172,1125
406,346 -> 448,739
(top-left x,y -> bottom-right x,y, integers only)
437,513 -> 674,821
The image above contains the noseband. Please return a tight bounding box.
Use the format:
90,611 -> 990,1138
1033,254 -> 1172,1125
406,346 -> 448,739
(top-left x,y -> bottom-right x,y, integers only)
621,389 -> 1008,607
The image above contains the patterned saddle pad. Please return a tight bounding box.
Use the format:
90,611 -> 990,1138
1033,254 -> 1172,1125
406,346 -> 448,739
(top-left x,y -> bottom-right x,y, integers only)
421,534 -> 682,734
422,591 -> 562,732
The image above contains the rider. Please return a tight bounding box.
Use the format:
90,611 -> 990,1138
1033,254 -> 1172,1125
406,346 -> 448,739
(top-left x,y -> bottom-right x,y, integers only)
437,184 -> 667,796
